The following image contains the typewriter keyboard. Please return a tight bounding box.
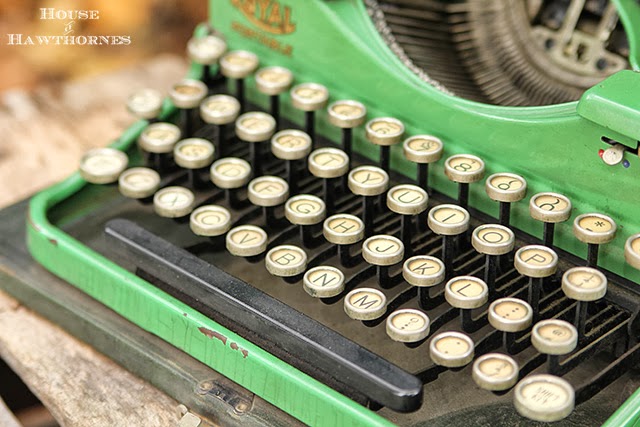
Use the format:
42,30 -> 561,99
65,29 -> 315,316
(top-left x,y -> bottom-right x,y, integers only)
66,35 -> 640,425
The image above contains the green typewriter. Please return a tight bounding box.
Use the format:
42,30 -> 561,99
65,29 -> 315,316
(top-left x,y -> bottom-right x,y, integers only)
19,0 -> 640,425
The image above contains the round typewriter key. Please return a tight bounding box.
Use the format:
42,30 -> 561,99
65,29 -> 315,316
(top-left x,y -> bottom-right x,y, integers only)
200,95 -> 241,126
189,205 -> 231,237
174,138 -> 215,169
362,235 -> 404,266
513,374 -> 574,422
488,298 -> 533,333
118,167 -> 160,199
210,157 -> 251,189
388,184 -> 429,253
573,213 -> 616,267
624,233 -> 640,270
153,186 -> 195,218
291,82 -> 329,143
486,173 -> 527,227
236,111 -> 276,177
403,256 -> 445,288
561,267 -> 607,302
266,245 -> 307,277
248,176 -> 289,207
444,154 -> 485,209
79,148 -> 128,184
428,204 -> 470,279
138,122 -> 181,154
308,147 -> 349,213
186,34 -> 227,65
365,117 -> 404,173
349,165 -> 389,235
328,100 -> 366,159
602,143 -> 625,166
226,225 -> 268,257
403,135 -> 444,202
531,319 -> 578,356
169,79 -> 208,110
386,309 -> 430,343
285,194 -> 326,226
472,353 -> 519,391
445,276 -> 488,310
514,245 -> 558,278
429,331 -> 475,368
323,214 -> 365,245
272,129 -> 312,194
127,88 -> 163,120
529,192 -> 572,248
303,266 -> 345,298
344,288 -> 387,321
256,66 -> 293,127
472,224 -> 515,256
220,50 -> 259,79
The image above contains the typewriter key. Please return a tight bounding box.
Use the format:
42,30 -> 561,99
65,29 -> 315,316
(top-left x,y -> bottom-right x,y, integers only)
529,192 -> 572,248
513,375 -> 574,422
308,148 -> 350,212
169,79 -> 208,136
174,138 -> 215,169
362,235 -> 404,289
323,214 -> 365,267
290,82 -> 329,144
79,148 -> 128,185
562,266 -> 607,338
472,353 -> 519,392
624,233 -> 640,270
153,186 -> 195,218
327,100 -> 367,158
573,213 -> 617,268
266,245 -> 307,277
365,117 -> 405,174
472,224 -> 515,296
403,256 -> 445,310
403,135 -> 443,197
387,184 -> 428,254
303,266 -> 345,298
118,167 -> 160,199
285,195 -> 326,247
235,111 -> 276,177
255,66 -> 293,127
485,173 -> 527,227
344,288 -> 387,321
187,34 -> 227,66
226,225 -> 268,257
200,95 -> 240,156
248,176 -> 289,207
386,309 -> 430,343
210,157 -> 251,207
348,166 -> 389,236
488,297 -> 533,333
428,204 -> 470,279
126,88 -> 163,121
515,245 -> 558,320
138,122 -> 181,154
271,129 -> 312,194
189,205 -> 231,237
532,319 -> 578,375
445,276 -> 489,332
220,50 -> 259,111
429,331 -> 475,368
444,154 -> 485,210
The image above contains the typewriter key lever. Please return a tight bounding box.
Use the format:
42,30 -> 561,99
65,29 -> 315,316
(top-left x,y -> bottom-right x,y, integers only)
348,165 -> 390,236
387,184 -> 429,255
529,192 -> 572,248
186,34 -> 227,85
485,173 -> 527,228
472,224 -> 515,297
200,94 -> 240,156
271,129 -> 312,195
403,135 -> 443,197
427,204 -> 470,279
573,213 -> 617,268
138,122 -> 181,172
362,235 -> 405,289
219,50 -> 259,111
308,148 -> 350,213
290,83 -> 329,144
327,100 -> 367,159
247,176 -> 289,228
169,79 -> 208,137
445,276 -> 488,333
365,117 -> 404,174
403,255 -> 445,310
210,157 -> 251,208
284,194 -> 326,248
514,245 -> 558,322
235,111 -> 277,177
531,319 -> 578,376
323,214 -> 365,268
173,138 -> 215,189
488,297 -> 533,355
444,154 -> 485,211
255,66 -> 293,128
562,267 -> 607,340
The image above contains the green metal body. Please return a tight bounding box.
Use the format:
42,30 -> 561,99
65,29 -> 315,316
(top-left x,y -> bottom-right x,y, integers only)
24,1 -> 640,425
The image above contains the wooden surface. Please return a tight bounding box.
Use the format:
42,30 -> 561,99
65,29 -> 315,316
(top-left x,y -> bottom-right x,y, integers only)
0,55 -> 189,426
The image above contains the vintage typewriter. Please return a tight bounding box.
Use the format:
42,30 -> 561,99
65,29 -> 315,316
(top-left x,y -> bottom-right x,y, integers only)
18,0 -> 640,425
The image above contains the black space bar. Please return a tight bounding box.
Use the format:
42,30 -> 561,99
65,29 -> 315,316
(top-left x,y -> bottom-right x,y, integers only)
104,219 -> 423,412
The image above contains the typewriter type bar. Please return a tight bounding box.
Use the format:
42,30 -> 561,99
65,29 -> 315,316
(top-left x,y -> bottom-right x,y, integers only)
104,218 -> 423,413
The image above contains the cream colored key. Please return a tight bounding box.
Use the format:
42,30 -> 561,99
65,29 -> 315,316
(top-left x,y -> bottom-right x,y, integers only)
403,135 -> 443,164
200,95 -> 241,125
365,117 -> 404,146
472,224 -> 515,256
531,319 -> 578,356
118,167 -> 160,199
573,213 -> 617,245
323,214 -> 365,245
625,233 -> 640,270
445,276 -> 489,310
255,66 -> 293,95
308,148 -> 350,178
514,245 -> 559,278
210,157 -> 251,189
303,266 -> 345,298
472,353 -> 519,391
327,100 -> 367,129
387,184 -> 429,215
189,205 -> 231,237
271,129 -> 312,160
226,225 -> 268,257
285,195 -> 326,226
248,176 -> 289,207
127,88 -> 163,120
174,138 -> 215,169
427,204 -> 470,236
186,34 -> 227,65
561,267 -> 607,301
488,298 -> 533,333
138,122 -> 181,154
513,375 -> 575,422
344,288 -> 387,320
290,82 -> 329,111
235,111 -> 277,142
362,235 -> 404,266
429,331 -> 475,368
485,173 -> 527,203
266,245 -> 307,277
153,186 -> 195,218
79,148 -> 128,184
402,256 -> 445,287
444,154 -> 485,184
219,50 -> 259,79
529,192 -> 572,223
348,166 -> 389,196
386,309 -> 430,343
169,79 -> 208,109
